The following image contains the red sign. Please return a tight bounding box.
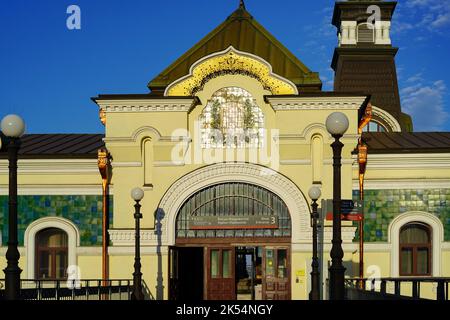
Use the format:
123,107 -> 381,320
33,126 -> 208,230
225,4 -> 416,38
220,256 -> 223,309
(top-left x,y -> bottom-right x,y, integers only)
326,213 -> 363,221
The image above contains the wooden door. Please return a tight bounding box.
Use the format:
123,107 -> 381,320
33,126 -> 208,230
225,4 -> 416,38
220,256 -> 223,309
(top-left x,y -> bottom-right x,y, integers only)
206,247 -> 235,300
263,247 -> 290,300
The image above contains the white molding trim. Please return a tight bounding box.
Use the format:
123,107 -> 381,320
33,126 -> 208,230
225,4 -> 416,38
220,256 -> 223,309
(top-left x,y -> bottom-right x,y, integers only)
279,160 -> 311,165
266,96 -> 367,111
352,179 -> 450,190
292,243 -> 359,252
0,159 -> 99,175
109,229 -> 160,246
108,246 -> 168,255
293,242 -> 393,253
363,153 -> 450,170
24,217 -> 80,279
111,161 -> 142,168
164,46 -> 299,96
0,185 -> 108,196
96,98 -> 197,113
74,246 -> 168,256
388,211 -> 443,277
277,133 -> 360,143
442,243 -> 450,250
371,105 -> 401,132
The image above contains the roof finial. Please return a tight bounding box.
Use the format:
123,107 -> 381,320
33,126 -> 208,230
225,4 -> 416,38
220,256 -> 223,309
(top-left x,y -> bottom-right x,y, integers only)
239,0 -> 246,9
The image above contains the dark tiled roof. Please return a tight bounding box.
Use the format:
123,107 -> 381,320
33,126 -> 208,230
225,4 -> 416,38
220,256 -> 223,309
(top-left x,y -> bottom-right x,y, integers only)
362,132 -> 450,154
0,134 -> 105,158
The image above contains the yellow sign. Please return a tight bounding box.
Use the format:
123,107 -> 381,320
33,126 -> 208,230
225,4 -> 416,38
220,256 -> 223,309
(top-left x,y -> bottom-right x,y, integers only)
296,269 -> 305,277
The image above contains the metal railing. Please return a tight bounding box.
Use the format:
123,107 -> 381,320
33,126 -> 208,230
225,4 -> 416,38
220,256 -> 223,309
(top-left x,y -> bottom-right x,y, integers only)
0,279 -> 135,300
345,277 -> 450,301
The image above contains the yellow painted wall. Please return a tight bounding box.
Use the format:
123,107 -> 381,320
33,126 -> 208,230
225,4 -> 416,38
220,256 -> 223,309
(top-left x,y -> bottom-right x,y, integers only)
1,59 -> 449,301
77,256 -> 102,279
291,252 -> 309,300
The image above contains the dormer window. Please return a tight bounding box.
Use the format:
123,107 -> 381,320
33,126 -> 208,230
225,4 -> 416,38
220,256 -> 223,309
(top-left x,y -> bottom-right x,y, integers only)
363,121 -> 387,133
357,23 -> 375,43
200,87 -> 264,148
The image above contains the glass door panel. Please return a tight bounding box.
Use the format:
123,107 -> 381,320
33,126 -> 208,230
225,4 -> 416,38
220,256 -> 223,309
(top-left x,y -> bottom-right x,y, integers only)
210,249 -> 220,278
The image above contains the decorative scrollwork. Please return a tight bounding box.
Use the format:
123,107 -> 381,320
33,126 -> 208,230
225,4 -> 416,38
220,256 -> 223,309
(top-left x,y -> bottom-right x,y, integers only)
165,47 -> 297,96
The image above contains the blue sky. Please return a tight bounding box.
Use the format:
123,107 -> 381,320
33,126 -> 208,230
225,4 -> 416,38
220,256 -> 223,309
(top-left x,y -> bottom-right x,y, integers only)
0,0 -> 449,133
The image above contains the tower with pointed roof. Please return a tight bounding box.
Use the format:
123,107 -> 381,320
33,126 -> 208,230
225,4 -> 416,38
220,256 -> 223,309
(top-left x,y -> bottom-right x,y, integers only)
331,0 -> 413,132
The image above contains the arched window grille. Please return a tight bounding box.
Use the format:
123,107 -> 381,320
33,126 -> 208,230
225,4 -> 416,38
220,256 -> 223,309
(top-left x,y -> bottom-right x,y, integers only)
200,87 -> 264,148
357,23 -> 375,43
176,183 -> 291,238
399,222 -> 432,276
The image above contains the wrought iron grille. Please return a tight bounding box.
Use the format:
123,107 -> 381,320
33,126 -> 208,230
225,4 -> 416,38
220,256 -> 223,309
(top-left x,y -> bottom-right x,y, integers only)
176,182 -> 291,238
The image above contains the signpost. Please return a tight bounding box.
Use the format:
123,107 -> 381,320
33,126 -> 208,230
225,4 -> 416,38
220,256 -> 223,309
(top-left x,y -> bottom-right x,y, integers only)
188,215 -> 278,230
323,199 -> 363,221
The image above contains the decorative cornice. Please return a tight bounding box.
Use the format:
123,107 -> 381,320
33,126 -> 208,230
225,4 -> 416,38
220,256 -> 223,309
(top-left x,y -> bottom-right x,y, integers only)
266,96 -> 367,111
352,178 -> 450,190
356,153 -> 450,170
165,46 -> 298,96
109,229 -> 159,247
96,98 -> 197,113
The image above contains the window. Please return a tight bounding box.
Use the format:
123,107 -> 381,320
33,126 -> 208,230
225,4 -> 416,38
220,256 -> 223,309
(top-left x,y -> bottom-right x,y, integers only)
200,87 -> 264,148
399,223 -> 432,276
363,121 -> 386,132
36,228 -> 68,279
357,23 -> 375,43
175,182 -> 291,239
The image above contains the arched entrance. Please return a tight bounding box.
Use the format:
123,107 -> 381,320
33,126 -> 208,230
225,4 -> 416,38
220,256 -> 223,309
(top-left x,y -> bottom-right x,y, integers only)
158,162 -> 311,300
170,182 -> 291,300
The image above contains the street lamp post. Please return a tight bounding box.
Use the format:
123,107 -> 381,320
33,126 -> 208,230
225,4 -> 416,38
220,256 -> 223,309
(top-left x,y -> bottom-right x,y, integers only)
325,112 -> 349,300
1,114 -> 26,300
131,187 -> 145,300
308,186 -> 321,300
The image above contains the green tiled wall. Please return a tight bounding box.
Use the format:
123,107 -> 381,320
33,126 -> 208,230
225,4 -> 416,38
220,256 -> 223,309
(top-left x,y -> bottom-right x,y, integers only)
353,189 -> 450,242
0,195 -> 113,246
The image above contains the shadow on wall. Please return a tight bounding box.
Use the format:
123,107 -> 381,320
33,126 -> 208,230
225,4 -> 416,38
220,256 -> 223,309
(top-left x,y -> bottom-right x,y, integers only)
155,208 -> 165,300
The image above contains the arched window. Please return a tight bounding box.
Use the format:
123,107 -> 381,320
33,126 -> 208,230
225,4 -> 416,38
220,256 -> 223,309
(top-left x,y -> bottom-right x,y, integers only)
363,121 -> 386,132
200,87 -> 264,148
176,182 -> 291,239
399,223 -> 432,276
357,23 -> 375,43
35,228 -> 68,279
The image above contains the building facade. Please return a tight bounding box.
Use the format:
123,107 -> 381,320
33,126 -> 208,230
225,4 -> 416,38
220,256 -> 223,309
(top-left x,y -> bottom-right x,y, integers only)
1,1 -> 450,300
